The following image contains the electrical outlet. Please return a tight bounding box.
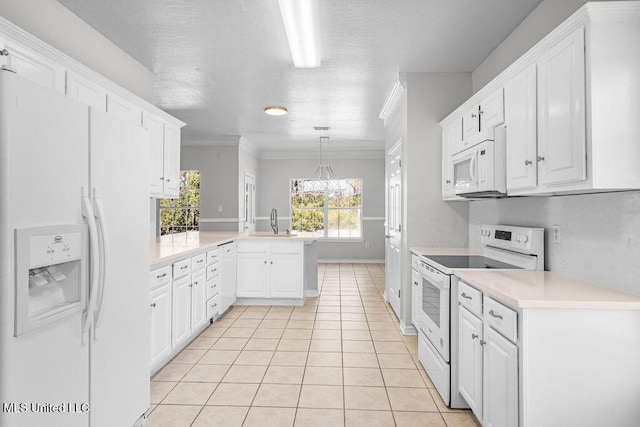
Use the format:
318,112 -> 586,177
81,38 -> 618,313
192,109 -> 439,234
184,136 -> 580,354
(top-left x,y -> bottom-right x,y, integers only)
218,205 -> 223,212
552,225 -> 560,243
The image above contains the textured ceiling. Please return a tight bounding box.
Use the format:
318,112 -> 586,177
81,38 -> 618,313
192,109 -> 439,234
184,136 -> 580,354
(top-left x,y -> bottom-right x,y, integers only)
57,0 -> 542,153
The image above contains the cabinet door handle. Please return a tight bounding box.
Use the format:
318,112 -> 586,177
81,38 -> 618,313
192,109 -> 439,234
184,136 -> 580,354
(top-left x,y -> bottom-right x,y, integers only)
156,273 -> 167,279
414,281 -> 418,286
524,160 -> 532,166
445,180 -> 451,184
264,260 -> 267,264
537,155 -> 545,162
480,339 -> 486,346
461,292 -> 472,300
166,178 -> 171,182
471,333 -> 478,340
0,49 -> 9,57
489,309 -> 503,319
181,265 -> 188,270
150,303 -> 157,308
270,261 -> 273,265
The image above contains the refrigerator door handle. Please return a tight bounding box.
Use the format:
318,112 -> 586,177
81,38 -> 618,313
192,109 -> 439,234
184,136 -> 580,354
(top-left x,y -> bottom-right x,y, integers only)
81,187 -> 100,344
92,187 -> 110,340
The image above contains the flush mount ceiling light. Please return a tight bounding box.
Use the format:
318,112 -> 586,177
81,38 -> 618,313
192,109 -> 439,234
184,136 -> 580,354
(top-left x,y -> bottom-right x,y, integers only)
277,0 -> 321,68
263,106 -> 288,116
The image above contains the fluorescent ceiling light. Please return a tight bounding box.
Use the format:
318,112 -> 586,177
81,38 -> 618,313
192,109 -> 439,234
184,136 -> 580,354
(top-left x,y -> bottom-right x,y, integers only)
278,0 -> 321,68
264,106 -> 288,116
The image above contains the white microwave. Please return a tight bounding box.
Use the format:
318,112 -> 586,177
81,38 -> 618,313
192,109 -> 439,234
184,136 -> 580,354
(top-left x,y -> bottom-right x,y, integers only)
450,127 -> 506,198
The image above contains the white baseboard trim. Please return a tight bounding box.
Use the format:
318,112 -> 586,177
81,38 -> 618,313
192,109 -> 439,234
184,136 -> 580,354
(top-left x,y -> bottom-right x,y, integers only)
235,298 -> 304,306
319,259 -> 385,264
400,320 -> 417,336
304,289 -> 320,297
383,290 -> 389,302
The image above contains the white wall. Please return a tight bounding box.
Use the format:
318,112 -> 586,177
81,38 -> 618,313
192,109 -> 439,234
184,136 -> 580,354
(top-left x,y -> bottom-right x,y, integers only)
181,145 -> 240,232
256,156 -> 386,261
468,0 -> 640,294
0,0 -> 154,100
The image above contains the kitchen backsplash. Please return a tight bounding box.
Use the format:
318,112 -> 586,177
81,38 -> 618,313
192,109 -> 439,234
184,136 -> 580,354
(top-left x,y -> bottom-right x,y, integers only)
469,190 -> 640,295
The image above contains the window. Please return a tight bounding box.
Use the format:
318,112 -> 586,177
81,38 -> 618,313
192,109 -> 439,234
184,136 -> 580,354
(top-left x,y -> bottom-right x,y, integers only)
159,171 -> 200,236
290,178 -> 362,238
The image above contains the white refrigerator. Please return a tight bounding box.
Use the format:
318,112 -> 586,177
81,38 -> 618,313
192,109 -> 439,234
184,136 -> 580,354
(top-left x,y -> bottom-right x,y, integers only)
0,71 -> 150,426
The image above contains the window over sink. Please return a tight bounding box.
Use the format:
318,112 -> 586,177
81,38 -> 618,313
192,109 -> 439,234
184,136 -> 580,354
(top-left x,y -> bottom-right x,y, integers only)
290,178 -> 362,239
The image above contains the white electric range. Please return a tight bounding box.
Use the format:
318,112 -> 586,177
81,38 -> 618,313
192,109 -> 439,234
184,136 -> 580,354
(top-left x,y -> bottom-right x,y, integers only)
411,224 -> 544,408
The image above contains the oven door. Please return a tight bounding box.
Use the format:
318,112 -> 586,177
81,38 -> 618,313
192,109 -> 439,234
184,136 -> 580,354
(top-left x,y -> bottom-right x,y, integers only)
413,264 -> 450,362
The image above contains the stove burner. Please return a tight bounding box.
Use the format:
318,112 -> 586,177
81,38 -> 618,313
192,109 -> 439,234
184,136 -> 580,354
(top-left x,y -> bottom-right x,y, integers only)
424,255 -> 520,270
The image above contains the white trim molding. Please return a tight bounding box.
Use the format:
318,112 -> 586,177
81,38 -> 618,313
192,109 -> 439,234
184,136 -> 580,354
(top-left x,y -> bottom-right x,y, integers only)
319,259 -> 385,264
199,218 -> 240,223
304,290 -> 320,298
400,320 -> 417,336
379,73 -> 407,126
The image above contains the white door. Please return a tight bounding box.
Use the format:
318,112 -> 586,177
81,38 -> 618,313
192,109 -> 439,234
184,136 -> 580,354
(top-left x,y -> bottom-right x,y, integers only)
190,269 -> 207,330
385,141 -> 402,317
237,253 -> 269,297
0,72 -> 89,427
163,123 -> 181,198
458,307 -> 484,419
270,254 -> 303,298
537,26 -> 586,188
479,88 -> 504,130
462,104 -> 480,143
172,275 -> 192,346
1,40 -> 66,93
142,111 -> 165,197
483,325 -> 519,427
150,284 -> 172,366
88,109 -> 150,426
505,63 -> 538,192
244,173 -> 256,233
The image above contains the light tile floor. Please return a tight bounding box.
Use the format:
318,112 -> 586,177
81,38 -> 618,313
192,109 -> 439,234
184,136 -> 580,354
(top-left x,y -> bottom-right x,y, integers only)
147,263 -> 481,427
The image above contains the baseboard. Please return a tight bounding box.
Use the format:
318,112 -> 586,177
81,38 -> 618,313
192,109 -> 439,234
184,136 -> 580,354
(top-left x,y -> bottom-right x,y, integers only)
318,259 -> 385,264
235,298 -> 304,306
304,289 -> 320,297
400,320 -> 417,336
383,290 -> 389,302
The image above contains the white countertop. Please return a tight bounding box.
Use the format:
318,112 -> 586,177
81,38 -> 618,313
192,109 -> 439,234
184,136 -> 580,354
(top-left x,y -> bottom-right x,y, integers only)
455,269 -> 640,310
410,247 -> 482,257
151,232 -> 316,268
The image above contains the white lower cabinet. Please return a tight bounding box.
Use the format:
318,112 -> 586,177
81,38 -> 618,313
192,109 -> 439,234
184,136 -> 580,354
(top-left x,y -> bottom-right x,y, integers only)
458,282 -> 519,427
172,275 -> 191,347
150,283 -> 171,367
483,325 -> 518,427
190,269 -> 207,330
219,242 -> 238,311
237,240 -> 303,300
458,306 -> 484,419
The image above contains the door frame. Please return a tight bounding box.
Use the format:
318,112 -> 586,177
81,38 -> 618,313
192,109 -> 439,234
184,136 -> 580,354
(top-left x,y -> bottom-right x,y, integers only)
385,138 -> 402,318
243,172 -> 256,233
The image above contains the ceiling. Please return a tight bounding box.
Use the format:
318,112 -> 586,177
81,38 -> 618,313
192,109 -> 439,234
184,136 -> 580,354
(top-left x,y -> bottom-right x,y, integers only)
57,0 -> 543,154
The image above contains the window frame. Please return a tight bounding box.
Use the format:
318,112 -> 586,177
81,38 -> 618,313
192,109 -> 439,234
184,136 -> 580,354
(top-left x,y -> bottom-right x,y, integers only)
289,178 -> 364,241
159,170 -> 200,236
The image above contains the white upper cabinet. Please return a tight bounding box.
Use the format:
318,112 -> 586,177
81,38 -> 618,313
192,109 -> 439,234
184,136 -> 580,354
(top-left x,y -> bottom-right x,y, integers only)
106,92 -> 142,126
143,112 -> 166,198
66,71 -> 107,111
505,63 -> 538,192
162,122 -> 181,198
440,2 -> 640,198
442,120 -> 463,200
536,26 -> 586,189
0,39 -> 65,93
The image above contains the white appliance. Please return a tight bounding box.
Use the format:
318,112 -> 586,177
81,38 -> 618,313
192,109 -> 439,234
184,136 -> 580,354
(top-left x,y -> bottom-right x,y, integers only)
451,127 -> 506,198
412,224 -> 543,408
0,72 -> 150,427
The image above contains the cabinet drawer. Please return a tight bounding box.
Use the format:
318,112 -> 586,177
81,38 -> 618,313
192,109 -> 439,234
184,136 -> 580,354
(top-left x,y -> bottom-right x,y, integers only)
206,296 -> 221,319
207,263 -> 220,280
150,266 -> 172,290
173,258 -> 191,280
207,249 -> 219,265
206,276 -> 221,300
483,297 -> 517,342
192,253 -> 206,271
271,241 -> 303,254
458,281 -> 482,317
237,240 -> 270,253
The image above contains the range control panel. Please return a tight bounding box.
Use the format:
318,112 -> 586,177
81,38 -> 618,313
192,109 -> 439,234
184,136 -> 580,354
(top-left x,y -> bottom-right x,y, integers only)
480,224 -> 543,254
